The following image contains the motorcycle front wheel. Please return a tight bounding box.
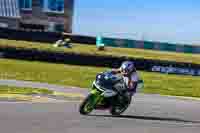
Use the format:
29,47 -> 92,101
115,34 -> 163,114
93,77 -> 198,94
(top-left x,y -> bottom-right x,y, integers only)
79,94 -> 96,115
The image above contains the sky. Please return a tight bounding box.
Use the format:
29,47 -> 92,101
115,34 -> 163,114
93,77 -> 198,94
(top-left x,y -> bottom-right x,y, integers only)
72,0 -> 200,45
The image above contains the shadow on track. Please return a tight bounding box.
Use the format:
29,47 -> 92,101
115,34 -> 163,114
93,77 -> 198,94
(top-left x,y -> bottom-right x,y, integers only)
88,114 -> 200,124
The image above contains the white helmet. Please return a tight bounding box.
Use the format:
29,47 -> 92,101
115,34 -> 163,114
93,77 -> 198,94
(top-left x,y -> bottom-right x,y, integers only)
120,61 -> 135,76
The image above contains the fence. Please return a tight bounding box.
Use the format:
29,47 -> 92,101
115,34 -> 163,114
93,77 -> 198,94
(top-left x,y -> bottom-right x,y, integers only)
102,37 -> 200,54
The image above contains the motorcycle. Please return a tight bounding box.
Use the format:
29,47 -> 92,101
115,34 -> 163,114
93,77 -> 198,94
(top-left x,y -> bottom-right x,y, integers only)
79,71 -> 143,116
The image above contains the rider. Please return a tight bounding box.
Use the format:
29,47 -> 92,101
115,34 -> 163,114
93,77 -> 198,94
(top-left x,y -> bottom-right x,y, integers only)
111,61 -> 140,96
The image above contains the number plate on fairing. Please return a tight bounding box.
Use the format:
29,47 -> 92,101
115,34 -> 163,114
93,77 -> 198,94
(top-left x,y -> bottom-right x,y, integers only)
102,90 -> 117,97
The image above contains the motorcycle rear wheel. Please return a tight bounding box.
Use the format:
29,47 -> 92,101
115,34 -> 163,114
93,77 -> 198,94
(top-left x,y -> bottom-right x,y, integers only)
110,96 -> 131,116
110,104 -> 129,116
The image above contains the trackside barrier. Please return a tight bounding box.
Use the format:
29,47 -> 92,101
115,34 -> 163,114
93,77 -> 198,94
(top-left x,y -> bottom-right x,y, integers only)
0,46 -> 200,76
0,28 -> 200,76
102,37 -> 200,54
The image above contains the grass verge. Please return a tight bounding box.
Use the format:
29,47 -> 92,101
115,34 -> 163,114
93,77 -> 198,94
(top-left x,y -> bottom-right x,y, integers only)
0,85 -> 53,102
1,39 -> 200,64
0,85 -> 53,95
0,94 -> 51,102
0,85 -> 84,102
0,58 -> 200,98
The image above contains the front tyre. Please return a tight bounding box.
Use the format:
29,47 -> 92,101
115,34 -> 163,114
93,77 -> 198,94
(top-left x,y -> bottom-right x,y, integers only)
79,94 -> 96,115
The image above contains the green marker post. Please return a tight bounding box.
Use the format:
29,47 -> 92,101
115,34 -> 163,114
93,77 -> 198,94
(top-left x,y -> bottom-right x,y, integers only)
96,35 -> 105,50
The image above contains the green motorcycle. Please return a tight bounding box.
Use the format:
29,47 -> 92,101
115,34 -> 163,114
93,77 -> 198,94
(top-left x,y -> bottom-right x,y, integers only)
79,71 -> 143,115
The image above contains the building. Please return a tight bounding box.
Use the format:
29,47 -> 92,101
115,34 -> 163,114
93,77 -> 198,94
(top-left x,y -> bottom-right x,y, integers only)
0,0 -> 74,33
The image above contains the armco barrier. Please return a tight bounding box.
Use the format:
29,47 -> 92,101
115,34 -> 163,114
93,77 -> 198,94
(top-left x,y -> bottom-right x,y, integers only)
0,46 -> 200,76
0,28 -> 61,43
0,28 -> 96,44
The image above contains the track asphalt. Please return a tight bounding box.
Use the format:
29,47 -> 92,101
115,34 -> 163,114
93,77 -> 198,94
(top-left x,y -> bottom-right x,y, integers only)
0,79 -> 200,133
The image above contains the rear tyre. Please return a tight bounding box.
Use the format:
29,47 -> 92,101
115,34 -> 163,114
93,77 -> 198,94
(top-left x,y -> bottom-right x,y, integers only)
110,104 -> 129,116
79,94 -> 96,115
110,95 -> 131,116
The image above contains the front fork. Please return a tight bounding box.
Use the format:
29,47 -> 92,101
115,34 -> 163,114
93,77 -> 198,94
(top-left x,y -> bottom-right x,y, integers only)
90,88 -> 104,106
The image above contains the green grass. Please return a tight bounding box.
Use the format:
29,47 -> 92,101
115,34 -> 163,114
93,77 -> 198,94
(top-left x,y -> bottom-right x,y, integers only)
0,85 -> 53,95
0,58 -> 200,98
1,38 -> 200,64
0,85 -> 84,101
